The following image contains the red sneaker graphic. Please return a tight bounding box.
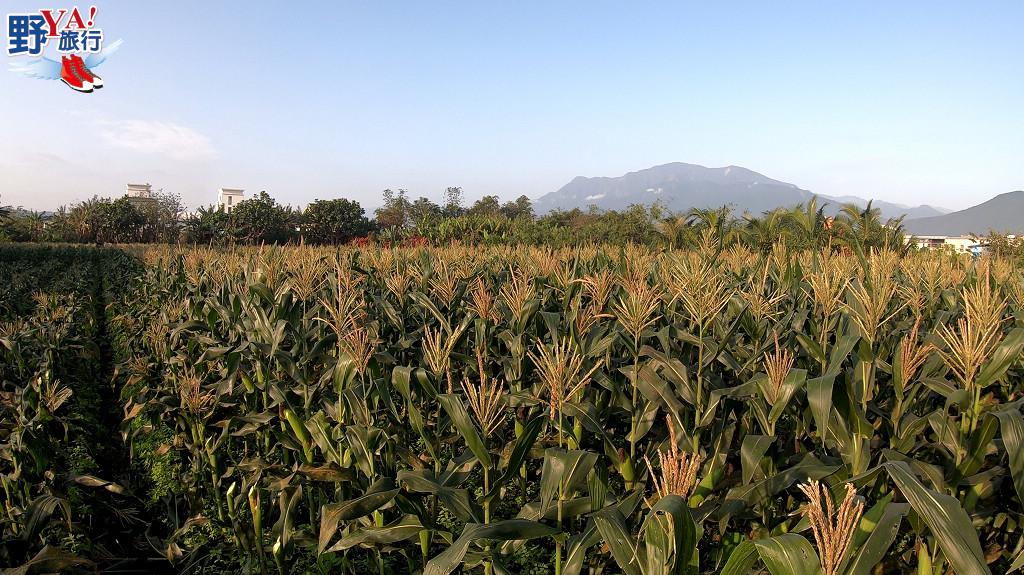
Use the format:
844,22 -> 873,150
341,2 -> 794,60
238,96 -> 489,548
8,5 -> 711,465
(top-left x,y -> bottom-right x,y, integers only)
69,54 -> 103,89
60,56 -> 93,93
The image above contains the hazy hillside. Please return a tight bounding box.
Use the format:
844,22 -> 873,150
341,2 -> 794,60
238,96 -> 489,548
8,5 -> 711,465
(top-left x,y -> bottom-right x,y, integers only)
823,195 -> 948,220
904,191 -> 1024,235
534,163 -> 945,220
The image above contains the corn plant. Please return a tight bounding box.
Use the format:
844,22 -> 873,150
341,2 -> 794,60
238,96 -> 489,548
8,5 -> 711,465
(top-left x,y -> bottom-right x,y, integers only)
7,242 -> 1024,574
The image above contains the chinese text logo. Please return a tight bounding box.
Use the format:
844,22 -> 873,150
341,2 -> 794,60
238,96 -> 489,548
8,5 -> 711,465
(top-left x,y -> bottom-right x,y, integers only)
7,6 -> 122,93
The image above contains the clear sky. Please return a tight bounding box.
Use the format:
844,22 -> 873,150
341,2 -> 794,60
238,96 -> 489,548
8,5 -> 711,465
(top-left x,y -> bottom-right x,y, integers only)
1,1 -> 1021,212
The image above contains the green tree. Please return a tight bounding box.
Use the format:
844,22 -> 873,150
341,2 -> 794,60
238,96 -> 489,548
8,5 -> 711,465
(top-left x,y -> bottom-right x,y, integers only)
500,195 -> 534,220
686,205 -> 738,243
21,211 -> 46,242
743,208 -> 789,252
375,189 -> 411,229
468,195 -> 502,217
138,189 -> 185,243
302,198 -> 373,244
229,191 -> 294,244
657,215 -> 696,248
782,196 -> 829,250
880,215 -> 909,253
44,206 -> 72,242
442,186 -> 465,217
409,197 -> 442,229
57,196 -> 114,242
835,201 -> 880,249
184,206 -> 231,244
95,197 -> 144,243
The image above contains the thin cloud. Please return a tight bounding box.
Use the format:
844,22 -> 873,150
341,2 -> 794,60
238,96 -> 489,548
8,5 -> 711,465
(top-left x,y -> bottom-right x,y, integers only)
97,120 -> 216,161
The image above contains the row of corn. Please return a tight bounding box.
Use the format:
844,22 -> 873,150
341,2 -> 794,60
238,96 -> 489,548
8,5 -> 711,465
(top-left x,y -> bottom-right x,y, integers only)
7,239 -> 1024,574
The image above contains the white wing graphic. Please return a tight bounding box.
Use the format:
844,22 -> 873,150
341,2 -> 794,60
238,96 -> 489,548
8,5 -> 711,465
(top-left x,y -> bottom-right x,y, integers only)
8,56 -> 62,80
7,39 -> 123,80
83,39 -> 123,69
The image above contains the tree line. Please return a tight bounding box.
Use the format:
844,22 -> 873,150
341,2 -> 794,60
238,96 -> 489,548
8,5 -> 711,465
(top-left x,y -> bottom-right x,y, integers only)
0,187 -> 993,254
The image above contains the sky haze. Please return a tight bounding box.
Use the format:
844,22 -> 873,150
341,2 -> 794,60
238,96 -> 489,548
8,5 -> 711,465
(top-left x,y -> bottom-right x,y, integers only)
1,1 -> 1021,212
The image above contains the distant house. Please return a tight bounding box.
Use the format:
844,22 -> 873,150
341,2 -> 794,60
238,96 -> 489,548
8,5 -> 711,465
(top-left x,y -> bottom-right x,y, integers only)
905,234 -> 983,254
125,183 -> 158,209
217,188 -> 245,213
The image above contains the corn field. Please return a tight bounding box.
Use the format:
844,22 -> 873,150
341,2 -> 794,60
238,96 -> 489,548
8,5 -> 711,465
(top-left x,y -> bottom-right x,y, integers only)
3,239 -> 1024,574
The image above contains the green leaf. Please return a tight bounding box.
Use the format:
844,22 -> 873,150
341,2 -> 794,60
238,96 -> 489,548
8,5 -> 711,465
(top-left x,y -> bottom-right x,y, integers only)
409,291 -> 452,333
767,369 -> 807,424
722,534 -> 823,575
318,479 -> 400,554
3,545 -> 94,575
641,346 -> 695,405
718,454 -> 839,528
992,401 -> 1024,503
884,461 -> 991,575
485,415 -> 543,501
272,485 -> 303,554
562,491 -> 644,575
700,380 -> 760,428
635,363 -> 688,426
827,334 -> 860,377
398,469 -> 480,523
539,448 -> 600,517
424,520 -> 557,575
594,507 -> 644,575
22,495 -> 70,542
740,435 -> 775,485
439,393 -> 492,468
720,540 -> 759,575
305,411 -> 341,464
393,366 -> 438,459
752,533 -> 823,575
977,328 -> 1024,388
345,425 -> 384,479
563,401 -> 624,466
642,495 -> 699,575
846,499 -> 908,575
806,373 -> 837,440
326,515 -> 423,552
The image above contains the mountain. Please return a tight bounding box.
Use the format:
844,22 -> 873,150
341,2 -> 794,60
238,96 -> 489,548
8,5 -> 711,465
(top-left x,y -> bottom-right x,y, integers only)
822,195 -> 949,220
903,191 -> 1024,236
534,163 -> 946,220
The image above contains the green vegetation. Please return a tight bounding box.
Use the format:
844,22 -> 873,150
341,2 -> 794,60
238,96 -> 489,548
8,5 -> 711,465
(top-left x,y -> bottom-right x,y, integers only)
0,245 -> 145,571
1,191 -> 916,254
4,240 -> 1024,573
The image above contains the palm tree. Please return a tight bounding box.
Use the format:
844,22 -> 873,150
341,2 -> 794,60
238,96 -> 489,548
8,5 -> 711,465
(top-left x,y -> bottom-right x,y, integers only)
67,196 -> 106,242
835,201 -> 883,250
184,206 -> 229,244
656,215 -> 694,249
782,196 -> 829,249
0,195 -> 11,223
24,211 -> 45,242
743,208 -> 789,252
686,205 -> 738,244
880,215 -> 909,254
44,206 -> 72,242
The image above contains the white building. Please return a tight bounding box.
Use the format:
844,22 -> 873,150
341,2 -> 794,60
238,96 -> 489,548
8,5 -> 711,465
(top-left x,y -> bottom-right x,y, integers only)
126,183 -> 153,198
905,235 -> 982,254
217,188 -> 245,213
125,183 -> 158,209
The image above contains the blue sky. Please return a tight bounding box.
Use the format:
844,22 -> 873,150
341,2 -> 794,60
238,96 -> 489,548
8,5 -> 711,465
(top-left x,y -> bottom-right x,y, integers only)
1,1 -> 1021,212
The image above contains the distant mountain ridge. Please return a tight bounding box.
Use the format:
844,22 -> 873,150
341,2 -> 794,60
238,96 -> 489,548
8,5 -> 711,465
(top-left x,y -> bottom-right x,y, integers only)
533,162 -> 947,220
903,191 -> 1024,236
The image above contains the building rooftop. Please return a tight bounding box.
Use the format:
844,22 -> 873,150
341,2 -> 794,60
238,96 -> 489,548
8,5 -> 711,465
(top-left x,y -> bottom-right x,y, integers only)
126,183 -> 153,198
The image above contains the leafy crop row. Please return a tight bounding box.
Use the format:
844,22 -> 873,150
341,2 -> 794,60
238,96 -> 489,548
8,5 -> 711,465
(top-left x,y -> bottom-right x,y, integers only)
5,239 -> 1024,574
